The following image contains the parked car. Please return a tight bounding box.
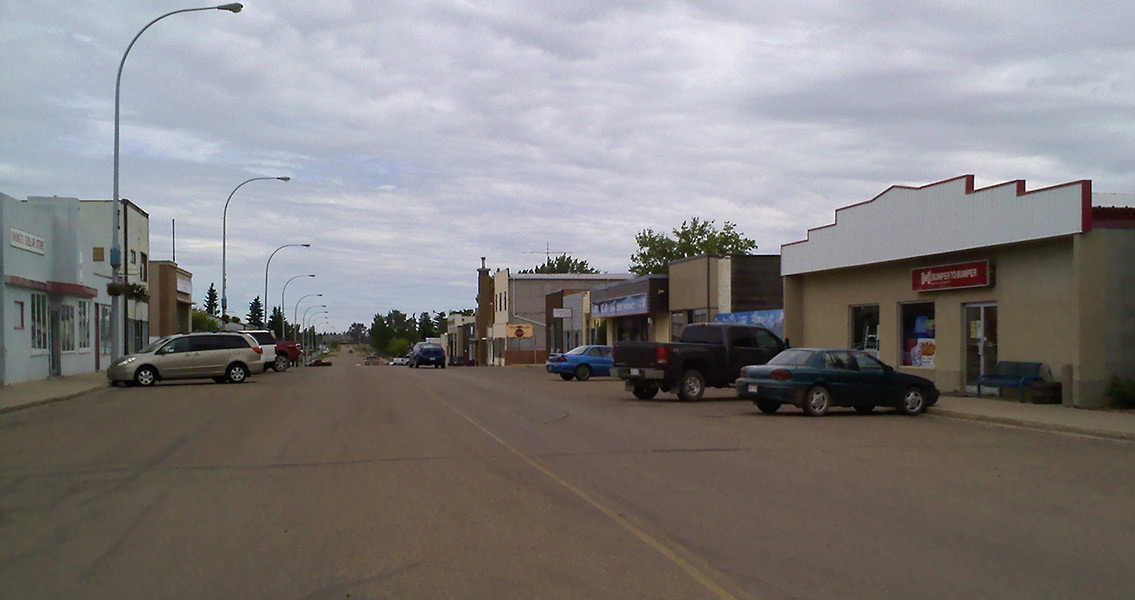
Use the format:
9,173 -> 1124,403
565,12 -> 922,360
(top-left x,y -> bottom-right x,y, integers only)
546,345 -> 613,381
240,330 -> 280,372
107,332 -> 263,387
390,356 -> 409,366
363,355 -> 382,366
275,341 -> 303,370
613,323 -> 786,401
408,342 -> 446,368
735,348 -> 940,416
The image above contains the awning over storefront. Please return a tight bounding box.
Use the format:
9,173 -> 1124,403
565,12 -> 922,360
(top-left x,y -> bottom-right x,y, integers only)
590,274 -> 668,318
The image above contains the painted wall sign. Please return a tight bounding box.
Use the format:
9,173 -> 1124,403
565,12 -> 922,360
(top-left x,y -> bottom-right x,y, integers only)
10,227 -> 46,255
912,260 -> 991,292
591,293 -> 648,318
176,274 -> 192,295
552,307 -> 572,319
509,323 -> 533,338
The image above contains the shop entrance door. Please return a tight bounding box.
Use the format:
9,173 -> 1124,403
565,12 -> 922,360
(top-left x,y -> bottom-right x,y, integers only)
964,303 -> 997,392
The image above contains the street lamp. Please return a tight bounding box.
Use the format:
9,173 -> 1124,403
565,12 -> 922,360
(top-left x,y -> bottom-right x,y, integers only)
110,2 -> 243,359
280,275 -> 315,338
221,176 -> 290,318
307,313 -> 328,362
264,243 -> 310,336
292,293 -> 322,340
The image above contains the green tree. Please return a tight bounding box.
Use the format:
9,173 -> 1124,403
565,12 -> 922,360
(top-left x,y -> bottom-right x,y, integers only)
346,322 -> 368,344
418,312 -> 438,340
519,254 -> 599,274
386,337 -> 411,356
629,218 -> 757,276
203,283 -> 219,316
191,309 -> 220,332
267,307 -> 288,338
369,314 -> 391,353
247,296 -> 265,328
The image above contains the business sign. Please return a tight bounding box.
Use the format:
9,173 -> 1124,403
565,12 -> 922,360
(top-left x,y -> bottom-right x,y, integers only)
912,260 -> 991,292
552,308 -> 572,319
10,228 -> 46,255
176,274 -> 192,295
592,293 -> 648,318
509,323 -> 533,338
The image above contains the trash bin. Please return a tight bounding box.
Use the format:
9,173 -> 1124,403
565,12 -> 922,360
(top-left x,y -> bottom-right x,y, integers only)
1025,381 -> 1062,404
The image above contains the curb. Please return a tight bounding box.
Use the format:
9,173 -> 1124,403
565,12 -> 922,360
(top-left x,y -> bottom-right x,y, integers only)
0,383 -> 109,415
928,408 -> 1135,442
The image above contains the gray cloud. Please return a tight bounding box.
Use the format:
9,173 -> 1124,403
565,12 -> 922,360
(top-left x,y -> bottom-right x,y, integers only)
2,0 -> 1133,331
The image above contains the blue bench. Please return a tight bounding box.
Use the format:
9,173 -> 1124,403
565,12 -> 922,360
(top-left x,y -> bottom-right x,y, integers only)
976,361 -> 1044,402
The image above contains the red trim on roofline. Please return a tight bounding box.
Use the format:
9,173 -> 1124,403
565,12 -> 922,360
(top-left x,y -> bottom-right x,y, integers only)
782,175 -> 1094,248
5,275 -> 99,298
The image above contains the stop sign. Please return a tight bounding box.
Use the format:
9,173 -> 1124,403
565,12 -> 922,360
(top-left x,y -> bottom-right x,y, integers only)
515,326 -> 525,338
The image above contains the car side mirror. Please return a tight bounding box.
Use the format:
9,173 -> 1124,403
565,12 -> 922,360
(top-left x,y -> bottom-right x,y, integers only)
783,338 -> 790,349
884,364 -> 894,373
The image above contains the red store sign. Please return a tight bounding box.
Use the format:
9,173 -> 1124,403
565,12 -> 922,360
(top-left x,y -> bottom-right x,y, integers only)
912,260 -> 991,292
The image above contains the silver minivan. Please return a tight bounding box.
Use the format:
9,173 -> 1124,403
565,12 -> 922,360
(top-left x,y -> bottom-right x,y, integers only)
107,332 -> 263,387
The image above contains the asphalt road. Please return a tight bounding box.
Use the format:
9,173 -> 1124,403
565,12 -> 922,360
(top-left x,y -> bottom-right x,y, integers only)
2,355 -> 1134,600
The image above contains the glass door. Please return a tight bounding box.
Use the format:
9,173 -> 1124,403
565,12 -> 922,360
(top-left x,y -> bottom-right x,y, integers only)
964,303 -> 997,391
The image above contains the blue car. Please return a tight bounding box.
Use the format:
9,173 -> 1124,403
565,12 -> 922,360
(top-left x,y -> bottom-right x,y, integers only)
408,342 -> 446,368
546,345 -> 613,381
736,348 -> 940,416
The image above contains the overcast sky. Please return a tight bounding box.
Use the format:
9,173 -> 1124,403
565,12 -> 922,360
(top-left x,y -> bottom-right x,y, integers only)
3,1 -> 1133,331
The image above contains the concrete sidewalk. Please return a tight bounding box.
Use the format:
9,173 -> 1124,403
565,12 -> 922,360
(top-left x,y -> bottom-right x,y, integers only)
930,394 -> 1135,441
1,371 -> 109,414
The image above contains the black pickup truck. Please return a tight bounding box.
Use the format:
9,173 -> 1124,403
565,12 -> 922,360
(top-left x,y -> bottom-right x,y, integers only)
612,323 -> 786,401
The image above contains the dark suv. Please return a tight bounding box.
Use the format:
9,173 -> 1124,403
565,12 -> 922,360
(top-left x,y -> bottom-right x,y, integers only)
408,342 -> 446,368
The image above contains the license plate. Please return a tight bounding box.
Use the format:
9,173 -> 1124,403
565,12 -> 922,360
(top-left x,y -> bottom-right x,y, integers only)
747,384 -> 759,394
630,368 -> 642,376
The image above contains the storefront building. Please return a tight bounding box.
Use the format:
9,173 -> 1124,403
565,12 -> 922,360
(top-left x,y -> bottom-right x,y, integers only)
1,194 -> 99,384
668,254 -> 783,341
148,260 -> 192,339
781,175 -> 1135,408
590,275 -> 670,344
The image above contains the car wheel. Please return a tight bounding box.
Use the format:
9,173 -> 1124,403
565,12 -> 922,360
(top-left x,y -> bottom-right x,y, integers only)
677,369 -> 705,402
559,373 -> 574,381
575,364 -> 592,381
633,384 -> 660,400
756,400 -> 781,414
897,386 -> 927,415
802,386 -> 831,416
226,363 -> 249,383
134,366 -> 157,387
854,404 -> 875,414
273,356 -> 290,372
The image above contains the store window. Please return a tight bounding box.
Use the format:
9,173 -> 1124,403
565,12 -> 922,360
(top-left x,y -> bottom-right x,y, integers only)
61,305 -> 76,352
98,304 -> 112,354
31,294 -> 48,350
850,305 -> 880,355
78,301 -> 91,349
130,250 -> 137,264
670,311 -> 688,341
14,301 -> 25,329
691,308 -> 709,324
900,302 -> 936,367
140,253 -> 148,281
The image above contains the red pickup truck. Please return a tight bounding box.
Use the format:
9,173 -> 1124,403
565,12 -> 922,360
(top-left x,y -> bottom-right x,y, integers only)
274,342 -> 303,371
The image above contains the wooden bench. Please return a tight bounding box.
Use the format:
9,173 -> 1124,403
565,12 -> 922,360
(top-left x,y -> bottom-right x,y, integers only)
976,361 -> 1044,402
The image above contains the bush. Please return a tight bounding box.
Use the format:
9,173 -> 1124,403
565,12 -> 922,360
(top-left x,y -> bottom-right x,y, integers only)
1106,377 -> 1135,409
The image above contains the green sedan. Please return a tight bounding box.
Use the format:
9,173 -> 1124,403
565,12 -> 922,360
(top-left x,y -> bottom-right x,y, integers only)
736,348 -> 940,416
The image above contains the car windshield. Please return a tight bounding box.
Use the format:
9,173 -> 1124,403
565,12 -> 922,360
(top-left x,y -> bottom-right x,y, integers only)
565,346 -> 588,355
768,349 -> 816,366
138,337 -> 173,354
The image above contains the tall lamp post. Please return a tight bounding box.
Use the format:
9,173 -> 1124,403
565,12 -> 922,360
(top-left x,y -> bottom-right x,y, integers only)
221,176 -> 290,318
302,307 -> 327,366
280,275 -> 315,338
291,293 -> 322,340
307,313 -> 328,362
265,243 -> 310,335
111,2 -> 243,359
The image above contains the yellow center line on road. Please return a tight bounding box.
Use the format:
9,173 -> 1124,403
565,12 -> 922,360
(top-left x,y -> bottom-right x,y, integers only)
436,398 -> 750,600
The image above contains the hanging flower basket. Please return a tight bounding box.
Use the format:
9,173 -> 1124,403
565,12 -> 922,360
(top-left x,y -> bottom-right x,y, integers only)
106,282 -> 150,303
